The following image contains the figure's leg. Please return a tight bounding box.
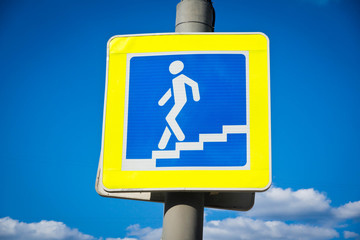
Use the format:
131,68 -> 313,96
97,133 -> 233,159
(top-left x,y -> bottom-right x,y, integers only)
158,126 -> 171,149
166,105 -> 185,141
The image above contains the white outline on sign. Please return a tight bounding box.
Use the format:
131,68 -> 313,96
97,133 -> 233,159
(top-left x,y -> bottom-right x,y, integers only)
122,51 -> 250,171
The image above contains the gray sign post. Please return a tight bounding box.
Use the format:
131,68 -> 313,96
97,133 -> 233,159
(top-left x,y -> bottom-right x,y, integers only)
161,1 -> 215,239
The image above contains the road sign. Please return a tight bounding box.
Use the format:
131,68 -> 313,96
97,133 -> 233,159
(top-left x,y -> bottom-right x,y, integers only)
96,33 -> 271,193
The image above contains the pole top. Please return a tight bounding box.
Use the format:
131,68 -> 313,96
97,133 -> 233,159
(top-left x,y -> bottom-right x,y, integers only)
175,0 -> 215,32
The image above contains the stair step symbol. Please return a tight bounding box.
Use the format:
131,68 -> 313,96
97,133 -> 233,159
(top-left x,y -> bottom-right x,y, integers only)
152,125 -> 248,160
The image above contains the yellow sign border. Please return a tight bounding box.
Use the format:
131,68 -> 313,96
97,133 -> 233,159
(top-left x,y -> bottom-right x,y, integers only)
100,33 -> 271,192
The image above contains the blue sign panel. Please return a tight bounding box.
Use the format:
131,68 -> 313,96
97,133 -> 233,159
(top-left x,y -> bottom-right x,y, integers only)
123,52 -> 249,170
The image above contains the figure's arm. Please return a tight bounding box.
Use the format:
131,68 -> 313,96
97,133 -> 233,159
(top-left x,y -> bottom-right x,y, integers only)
158,88 -> 172,106
184,77 -> 200,102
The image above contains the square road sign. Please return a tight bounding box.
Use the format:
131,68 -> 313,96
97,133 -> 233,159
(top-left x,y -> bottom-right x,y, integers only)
96,33 -> 271,192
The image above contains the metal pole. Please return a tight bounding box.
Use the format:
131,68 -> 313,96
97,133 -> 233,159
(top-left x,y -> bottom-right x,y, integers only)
162,192 -> 205,240
161,1 -> 215,239
175,0 -> 215,32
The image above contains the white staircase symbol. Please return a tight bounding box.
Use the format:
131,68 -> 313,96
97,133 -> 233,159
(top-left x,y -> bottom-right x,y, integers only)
152,125 -> 248,160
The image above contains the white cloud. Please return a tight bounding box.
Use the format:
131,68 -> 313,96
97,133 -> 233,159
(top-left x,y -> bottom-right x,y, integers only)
333,201 -> 360,220
204,216 -> 339,240
245,187 -> 360,225
125,224 -> 161,240
0,217 -> 138,240
344,230 -> 360,239
245,187 -> 332,221
0,217 -> 94,240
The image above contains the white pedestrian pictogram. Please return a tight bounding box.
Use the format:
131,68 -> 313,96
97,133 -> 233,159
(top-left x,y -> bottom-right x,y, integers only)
158,60 -> 200,149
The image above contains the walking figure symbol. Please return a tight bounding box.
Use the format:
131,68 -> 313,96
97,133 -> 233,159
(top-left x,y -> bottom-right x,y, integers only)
158,60 -> 200,149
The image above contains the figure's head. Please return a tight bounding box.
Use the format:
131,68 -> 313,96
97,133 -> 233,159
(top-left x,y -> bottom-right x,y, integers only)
169,60 -> 184,75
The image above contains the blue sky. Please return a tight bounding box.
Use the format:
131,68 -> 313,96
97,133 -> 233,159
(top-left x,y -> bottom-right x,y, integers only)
0,0 -> 360,239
